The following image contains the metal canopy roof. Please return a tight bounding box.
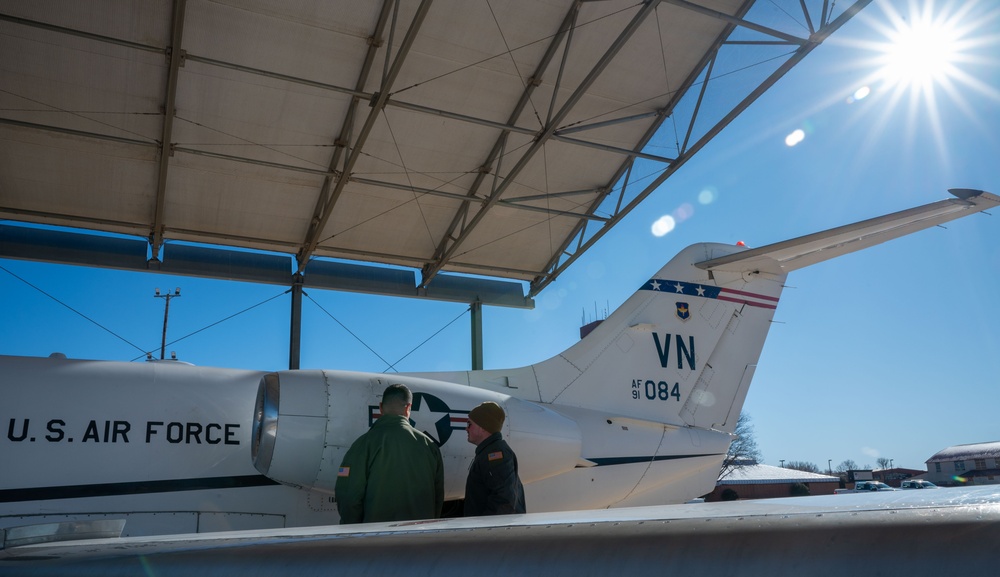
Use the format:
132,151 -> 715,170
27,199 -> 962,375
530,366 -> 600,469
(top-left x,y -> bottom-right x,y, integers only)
0,0 -> 869,306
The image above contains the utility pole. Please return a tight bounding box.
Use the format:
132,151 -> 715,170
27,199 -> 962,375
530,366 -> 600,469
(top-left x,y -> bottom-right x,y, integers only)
155,287 -> 181,360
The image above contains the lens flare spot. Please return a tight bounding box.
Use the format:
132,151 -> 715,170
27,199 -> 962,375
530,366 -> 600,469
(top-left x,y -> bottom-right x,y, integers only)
690,390 -> 716,407
848,86 -> 871,103
586,261 -> 606,279
673,203 -> 694,222
538,291 -> 562,311
698,187 -> 717,205
785,129 -> 805,147
651,215 -> 676,237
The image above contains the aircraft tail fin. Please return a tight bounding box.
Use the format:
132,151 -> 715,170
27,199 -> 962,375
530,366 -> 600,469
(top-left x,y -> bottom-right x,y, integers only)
520,189 -> 998,432
528,240 -> 781,433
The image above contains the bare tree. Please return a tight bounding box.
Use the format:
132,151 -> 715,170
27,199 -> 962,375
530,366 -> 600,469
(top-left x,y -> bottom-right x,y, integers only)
785,461 -> 820,473
836,459 -> 859,473
876,457 -> 892,470
718,413 -> 762,480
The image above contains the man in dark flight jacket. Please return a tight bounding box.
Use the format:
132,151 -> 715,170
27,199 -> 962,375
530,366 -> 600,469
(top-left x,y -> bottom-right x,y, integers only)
463,401 -> 526,516
335,384 -> 444,523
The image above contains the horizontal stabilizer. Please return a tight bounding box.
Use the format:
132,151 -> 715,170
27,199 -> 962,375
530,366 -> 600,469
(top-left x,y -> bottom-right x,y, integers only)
696,189 -> 998,274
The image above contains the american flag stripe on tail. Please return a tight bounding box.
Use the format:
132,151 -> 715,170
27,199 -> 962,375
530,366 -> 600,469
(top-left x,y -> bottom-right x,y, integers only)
640,278 -> 778,310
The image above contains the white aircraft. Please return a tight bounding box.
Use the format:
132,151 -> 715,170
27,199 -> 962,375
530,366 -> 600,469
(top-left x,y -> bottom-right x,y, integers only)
1,189 -> 998,562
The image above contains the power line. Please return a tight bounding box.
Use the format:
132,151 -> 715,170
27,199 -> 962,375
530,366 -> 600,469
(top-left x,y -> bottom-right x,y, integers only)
384,306 -> 470,372
0,262 -> 146,354
130,289 -> 290,362
305,293 -> 469,373
305,292 -> 394,370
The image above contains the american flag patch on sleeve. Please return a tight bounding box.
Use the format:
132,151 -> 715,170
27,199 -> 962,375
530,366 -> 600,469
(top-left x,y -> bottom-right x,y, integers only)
488,451 -> 503,461
338,466 -> 350,477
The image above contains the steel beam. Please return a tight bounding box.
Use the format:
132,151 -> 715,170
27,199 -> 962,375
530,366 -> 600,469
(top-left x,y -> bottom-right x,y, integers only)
470,301 -> 483,370
0,118 -> 157,148
289,273 -> 303,369
348,177 -> 607,221
149,0 -> 188,261
0,14 -> 165,54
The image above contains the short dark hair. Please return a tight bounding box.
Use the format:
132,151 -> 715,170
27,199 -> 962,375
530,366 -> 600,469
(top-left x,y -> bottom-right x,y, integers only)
381,384 -> 412,414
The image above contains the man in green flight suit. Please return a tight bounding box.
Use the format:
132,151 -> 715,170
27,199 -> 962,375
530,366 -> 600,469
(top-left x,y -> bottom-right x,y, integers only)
335,384 -> 444,524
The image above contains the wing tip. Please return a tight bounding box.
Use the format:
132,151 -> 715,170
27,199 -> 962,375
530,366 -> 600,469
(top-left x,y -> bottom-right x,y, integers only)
949,188 -> 986,200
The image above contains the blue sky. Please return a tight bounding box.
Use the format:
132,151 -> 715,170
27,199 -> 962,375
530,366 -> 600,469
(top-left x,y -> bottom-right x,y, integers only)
2,0 -> 999,473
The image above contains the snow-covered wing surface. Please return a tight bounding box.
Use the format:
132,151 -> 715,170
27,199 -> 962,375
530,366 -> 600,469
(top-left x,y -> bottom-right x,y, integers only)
697,189 -> 1000,275
2,486 -> 998,576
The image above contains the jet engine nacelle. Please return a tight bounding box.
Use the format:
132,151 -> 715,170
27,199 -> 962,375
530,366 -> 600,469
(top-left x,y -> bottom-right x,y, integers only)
251,370 -> 582,500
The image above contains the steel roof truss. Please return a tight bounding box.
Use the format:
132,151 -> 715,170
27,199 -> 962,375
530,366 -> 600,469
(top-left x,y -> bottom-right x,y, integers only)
297,0 -> 396,275
527,0 -> 873,296
295,0 -> 435,273
664,0 -> 807,45
532,0 -> 759,294
425,2 -> 584,278
421,0 -> 663,288
681,52 -> 718,155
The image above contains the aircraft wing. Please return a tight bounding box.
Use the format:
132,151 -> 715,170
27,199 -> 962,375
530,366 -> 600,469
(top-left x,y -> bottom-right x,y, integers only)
697,188 -> 999,274
2,486 -> 998,576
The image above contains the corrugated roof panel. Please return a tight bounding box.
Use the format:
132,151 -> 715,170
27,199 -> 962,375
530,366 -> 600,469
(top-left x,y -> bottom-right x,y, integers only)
720,464 -> 841,485
0,0 -> 872,298
928,441 -> 1000,463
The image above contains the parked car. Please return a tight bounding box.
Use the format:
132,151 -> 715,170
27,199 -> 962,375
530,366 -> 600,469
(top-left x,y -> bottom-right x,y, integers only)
900,479 -> 939,489
834,481 -> 898,494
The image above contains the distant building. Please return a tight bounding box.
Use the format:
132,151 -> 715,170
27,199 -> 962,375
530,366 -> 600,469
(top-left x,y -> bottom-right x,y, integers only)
872,467 -> 925,488
706,464 -> 840,501
845,469 -> 873,483
924,441 -> 1000,486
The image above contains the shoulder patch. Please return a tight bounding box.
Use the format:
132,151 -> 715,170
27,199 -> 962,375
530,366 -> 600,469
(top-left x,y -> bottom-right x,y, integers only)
338,466 -> 350,477
488,451 -> 503,461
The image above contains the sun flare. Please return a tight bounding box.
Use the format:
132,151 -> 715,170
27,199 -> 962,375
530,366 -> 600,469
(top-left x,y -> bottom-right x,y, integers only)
861,0 -> 979,100
842,0 -> 998,154
877,17 -> 961,90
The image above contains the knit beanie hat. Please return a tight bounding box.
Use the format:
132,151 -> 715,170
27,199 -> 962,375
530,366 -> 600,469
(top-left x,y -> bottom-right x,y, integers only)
469,401 -> 505,434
